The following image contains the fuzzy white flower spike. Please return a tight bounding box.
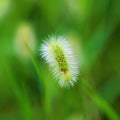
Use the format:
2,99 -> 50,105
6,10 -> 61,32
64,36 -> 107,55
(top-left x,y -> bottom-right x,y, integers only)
40,36 -> 79,87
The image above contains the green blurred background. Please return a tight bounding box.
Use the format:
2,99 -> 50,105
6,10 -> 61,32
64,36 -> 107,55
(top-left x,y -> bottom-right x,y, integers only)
0,0 -> 120,120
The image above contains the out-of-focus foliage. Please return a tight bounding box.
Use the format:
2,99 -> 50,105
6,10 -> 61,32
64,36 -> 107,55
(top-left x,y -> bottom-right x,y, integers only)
0,0 -> 120,120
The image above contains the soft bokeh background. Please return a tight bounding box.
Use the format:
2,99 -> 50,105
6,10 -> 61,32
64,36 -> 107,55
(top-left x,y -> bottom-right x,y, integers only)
0,0 -> 120,120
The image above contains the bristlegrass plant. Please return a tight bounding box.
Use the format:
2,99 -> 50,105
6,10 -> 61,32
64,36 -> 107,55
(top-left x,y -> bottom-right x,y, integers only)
23,33 -> 120,120
27,35 -> 119,120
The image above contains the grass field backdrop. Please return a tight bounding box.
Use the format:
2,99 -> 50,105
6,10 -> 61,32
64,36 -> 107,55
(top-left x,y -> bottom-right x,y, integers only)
0,0 -> 120,120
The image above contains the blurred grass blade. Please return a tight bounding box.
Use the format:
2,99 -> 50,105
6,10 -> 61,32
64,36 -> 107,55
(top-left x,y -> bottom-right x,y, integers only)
81,79 -> 120,120
83,14 -> 119,70
24,42 -> 45,87
2,59 -> 33,120
99,75 -> 120,102
25,42 -> 53,119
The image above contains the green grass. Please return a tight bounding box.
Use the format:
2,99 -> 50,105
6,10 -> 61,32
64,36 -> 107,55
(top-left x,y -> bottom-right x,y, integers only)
0,0 -> 120,120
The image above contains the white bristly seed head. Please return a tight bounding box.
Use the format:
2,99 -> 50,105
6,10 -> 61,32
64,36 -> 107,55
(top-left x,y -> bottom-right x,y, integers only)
40,36 -> 79,87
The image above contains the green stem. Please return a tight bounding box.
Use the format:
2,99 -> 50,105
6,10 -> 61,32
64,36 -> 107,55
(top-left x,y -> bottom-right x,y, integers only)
81,80 -> 120,120
25,43 -> 52,119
